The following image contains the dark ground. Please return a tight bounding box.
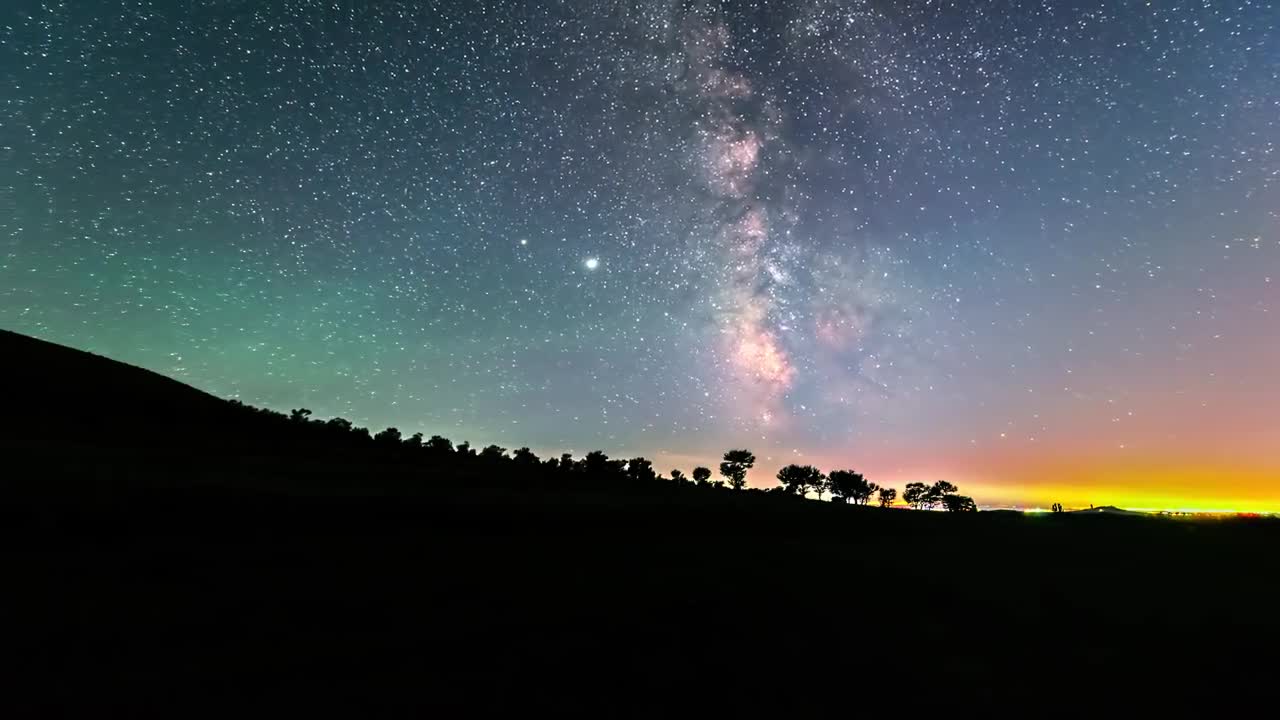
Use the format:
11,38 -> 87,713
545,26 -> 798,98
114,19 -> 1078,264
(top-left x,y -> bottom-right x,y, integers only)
4,328 -> 1279,714
7,466 -> 1280,716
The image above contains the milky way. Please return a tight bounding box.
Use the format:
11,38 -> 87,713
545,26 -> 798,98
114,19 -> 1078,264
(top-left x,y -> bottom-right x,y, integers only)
4,1 -> 1278,507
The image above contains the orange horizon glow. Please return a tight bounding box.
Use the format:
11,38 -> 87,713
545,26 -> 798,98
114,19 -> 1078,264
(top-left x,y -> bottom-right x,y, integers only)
798,452 -> 1280,515
642,442 -> 1280,515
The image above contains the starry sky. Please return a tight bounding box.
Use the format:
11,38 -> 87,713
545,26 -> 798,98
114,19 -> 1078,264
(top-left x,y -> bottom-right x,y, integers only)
4,0 -> 1278,510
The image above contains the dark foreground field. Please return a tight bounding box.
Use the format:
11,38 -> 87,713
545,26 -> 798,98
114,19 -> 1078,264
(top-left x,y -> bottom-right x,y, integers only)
7,471 -> 1280,715
4,328 -> 1278,714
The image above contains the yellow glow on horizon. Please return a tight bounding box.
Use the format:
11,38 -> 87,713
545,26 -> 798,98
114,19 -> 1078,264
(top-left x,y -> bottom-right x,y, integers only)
970,483 -> 1280,515
788,448 -> 1280,516
651,444 -> 1280,516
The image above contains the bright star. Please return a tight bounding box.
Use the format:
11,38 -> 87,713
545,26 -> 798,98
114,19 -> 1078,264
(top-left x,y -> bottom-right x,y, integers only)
584,258 -> 600,270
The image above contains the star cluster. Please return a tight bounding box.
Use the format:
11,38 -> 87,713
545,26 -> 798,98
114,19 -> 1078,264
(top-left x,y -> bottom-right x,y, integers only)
3,1 -> 1278,508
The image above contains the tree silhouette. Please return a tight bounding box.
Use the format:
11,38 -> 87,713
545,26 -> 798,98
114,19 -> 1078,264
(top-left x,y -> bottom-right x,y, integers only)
776,464 -> 825,497
903,482 -> 930,509
878,486 -> 897,507
827,469 -> 856,503
828,470 -> 876,505
626,457 -> 656,483
776,464 -> 805,495
719,449 -> 756,490
425,435 -> 453,455
584,450 -> 625,479
692,466 -> 712,486
512,447 -> 540,467
290,408 -> 312,423
942,494 -> 978,512
584,450 -> 611,476
558,453 -> 577,473
480,444 -> 508,461
810,470 -> 830,500
927,481 -> 958,507
902,480 -> 972,511
374,427 -> 402,448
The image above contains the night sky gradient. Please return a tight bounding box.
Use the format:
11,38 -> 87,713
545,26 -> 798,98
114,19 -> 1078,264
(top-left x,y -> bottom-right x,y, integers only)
4,1 -> 1278,509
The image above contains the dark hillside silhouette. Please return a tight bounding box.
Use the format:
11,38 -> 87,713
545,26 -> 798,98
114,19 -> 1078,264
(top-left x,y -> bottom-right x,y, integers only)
5,327 -> 1280,715
1,328 -> 246,451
